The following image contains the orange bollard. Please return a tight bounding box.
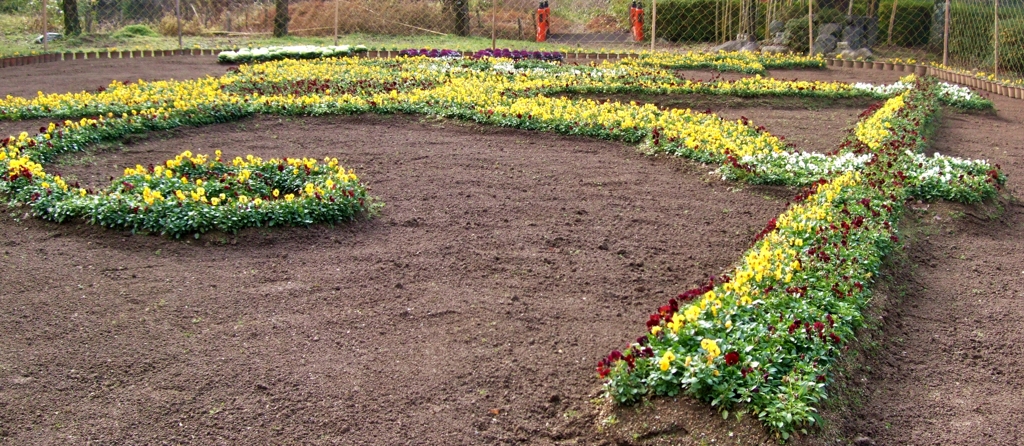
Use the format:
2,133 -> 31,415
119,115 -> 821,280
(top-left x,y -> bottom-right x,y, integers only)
631,1 -> 644,42
536,1 -> 550,42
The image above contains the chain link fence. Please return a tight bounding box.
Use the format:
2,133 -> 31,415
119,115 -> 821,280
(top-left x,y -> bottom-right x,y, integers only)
2,0 -> 1022,76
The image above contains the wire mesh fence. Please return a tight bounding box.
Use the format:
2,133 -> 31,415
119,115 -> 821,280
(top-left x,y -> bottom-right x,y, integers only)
2,0 -> 1023,77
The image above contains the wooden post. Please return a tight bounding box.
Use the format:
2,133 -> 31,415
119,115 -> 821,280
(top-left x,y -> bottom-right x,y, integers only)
887,0 -> 897,46
993,0 -> 999,77
491,0 -> 496,49
334,0 -> 339,45
42,0 -> 48,53
716,0 -> 720,43
942,0 -> 950,66
651,0 -> 657,51
808,0 -> 814,56
176,0 -> 182,49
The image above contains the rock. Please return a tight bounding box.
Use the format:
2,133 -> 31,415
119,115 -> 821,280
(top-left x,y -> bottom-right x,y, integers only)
853,436 -> 876,446
817,23 -> 842,39
854,47 -> 873,58
843,25 -> 867,49
738,40 -> 760,52
711,34 -> 757,53
771,31 -> 786,45
760,45 -> 790,54
812,34 -> 838,55
837,47 -> 873,60
847,15 -> 879,48
769,20 -> 786,35
710,40 -> 744,52
34,32 -> 61,44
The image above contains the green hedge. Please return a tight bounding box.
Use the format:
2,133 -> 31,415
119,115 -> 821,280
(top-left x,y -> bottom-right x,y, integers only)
876,0 -> 932,47
998,18 -> 1024,73
658,0 -> 720,42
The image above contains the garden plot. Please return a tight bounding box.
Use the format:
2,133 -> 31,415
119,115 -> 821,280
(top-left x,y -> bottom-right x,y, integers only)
0,53 -> 1013,444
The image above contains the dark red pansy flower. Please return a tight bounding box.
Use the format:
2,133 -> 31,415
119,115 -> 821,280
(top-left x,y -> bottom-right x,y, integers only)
659,304 -> 672,316
608,350 -> 622,362
724,351 -> 740,366
645,314 -> 661,329
829,333 -> 841,344
788,320 -> 800,334
814,321 -> 825,339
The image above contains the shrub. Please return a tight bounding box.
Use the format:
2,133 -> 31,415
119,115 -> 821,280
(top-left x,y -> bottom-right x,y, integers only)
815,7 -> 848,26
111,24 -> 159,39
998,18 -> 1024,74
785,18 -> 811,53
876,0 -> 932,47
657,0 -> 719,43
158,13 -> 206,36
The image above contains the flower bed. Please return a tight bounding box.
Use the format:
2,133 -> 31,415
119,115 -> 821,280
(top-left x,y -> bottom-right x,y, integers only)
0,52 -> 1011,435
1,58 -> 1002,242
398,48 -> 462,59
471,48 -> 564,61
597,78 -> 1003,439
627,51 -> 827,74
1,137 -> 374,237
217,45 -> 368,64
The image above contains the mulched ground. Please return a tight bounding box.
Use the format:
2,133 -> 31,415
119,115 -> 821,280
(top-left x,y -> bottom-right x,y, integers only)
2,58 -> 1022,445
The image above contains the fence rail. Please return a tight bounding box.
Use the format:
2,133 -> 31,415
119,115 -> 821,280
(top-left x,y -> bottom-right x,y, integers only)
2,0 -> 1022,78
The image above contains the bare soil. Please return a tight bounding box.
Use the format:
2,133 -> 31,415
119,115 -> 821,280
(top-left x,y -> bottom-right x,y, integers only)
0,112 -> 792,444
2,58 -> 1023,445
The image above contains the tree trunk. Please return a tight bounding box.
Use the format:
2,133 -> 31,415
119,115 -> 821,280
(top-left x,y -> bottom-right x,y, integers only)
273,0 -> 289,37
445,0 -> 470,36
63,0 -> 81,35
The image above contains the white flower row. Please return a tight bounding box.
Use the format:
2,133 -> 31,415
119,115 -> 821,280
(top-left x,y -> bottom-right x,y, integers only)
904,150 -> 993,182
934,82 -> 978,103
851,80 -> 915,96
217,45 -> 367,63
720,150 -> 874,183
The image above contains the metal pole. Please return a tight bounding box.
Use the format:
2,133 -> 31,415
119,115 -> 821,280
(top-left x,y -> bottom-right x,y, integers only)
334,0 -> 339,45
808,0 -> 813,56
651,0 -> 657,51
42,0 -> 48,53
887,0 -> 898,46
942,0 -> 950,66
993,0 -> 999,77
176,0 -> 182,49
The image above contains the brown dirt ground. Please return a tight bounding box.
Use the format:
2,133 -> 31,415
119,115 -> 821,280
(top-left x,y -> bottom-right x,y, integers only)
0,112 -> 792,444
2,59 -> 1023,445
